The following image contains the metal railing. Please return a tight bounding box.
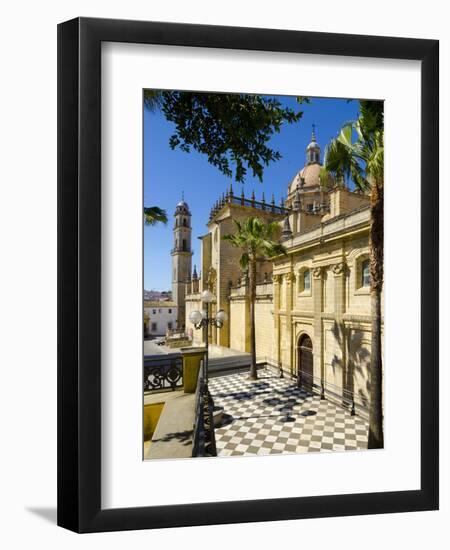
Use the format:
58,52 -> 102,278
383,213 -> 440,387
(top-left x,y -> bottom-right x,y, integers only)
192,365 -> 217,457
258,358 -> 369,418
143,355 -> 183,392
298,370 -> 369,417
209,190 -> 289,221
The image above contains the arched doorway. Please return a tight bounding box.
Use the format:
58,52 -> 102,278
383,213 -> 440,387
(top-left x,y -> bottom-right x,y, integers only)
298,334 -> 313,392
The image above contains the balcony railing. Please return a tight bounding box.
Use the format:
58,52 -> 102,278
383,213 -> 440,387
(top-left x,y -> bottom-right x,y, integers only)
192,367 -> 217,457
209,189 -> 289,221
143,355 -> 183,392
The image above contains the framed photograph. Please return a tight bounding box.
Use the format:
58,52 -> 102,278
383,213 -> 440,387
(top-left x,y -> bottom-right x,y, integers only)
57,17 -> 439,533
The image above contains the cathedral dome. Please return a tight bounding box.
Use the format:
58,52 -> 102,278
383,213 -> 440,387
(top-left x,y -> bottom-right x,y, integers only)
287,126 -> 334,195
288,163 -> 322,193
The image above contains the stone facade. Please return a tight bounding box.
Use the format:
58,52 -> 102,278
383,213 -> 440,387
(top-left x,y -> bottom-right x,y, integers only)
144,301 -> 178,337
183,130 -> 383,417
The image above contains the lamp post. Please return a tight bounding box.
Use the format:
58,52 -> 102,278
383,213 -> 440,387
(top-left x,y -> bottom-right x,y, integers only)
189,291 -> 227,457
189,290 -> 228,387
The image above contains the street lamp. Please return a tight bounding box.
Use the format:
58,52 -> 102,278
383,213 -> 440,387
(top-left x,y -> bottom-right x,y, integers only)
189,290 -> 228,385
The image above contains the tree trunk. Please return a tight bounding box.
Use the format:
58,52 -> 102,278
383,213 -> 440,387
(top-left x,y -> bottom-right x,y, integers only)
368,179 -> 384,449
249,259 -> 257,380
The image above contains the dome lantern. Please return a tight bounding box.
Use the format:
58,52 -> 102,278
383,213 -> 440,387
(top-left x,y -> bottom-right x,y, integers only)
306,124 -> 320,165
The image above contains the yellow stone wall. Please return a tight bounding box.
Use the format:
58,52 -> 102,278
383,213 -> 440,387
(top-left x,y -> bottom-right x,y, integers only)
255,298 -> 274,360
229,298 -> 248,352
143,402 -> 164,441
180,347 -> 206,392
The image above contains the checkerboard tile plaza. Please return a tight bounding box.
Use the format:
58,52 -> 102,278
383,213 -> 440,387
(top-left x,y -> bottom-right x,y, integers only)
209,369 -> 368,456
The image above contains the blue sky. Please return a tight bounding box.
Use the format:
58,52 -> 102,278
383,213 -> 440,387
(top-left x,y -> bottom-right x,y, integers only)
144,94 -> 359,291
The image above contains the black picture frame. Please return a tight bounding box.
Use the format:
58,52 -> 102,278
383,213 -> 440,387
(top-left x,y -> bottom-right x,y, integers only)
57,17 -> 439,533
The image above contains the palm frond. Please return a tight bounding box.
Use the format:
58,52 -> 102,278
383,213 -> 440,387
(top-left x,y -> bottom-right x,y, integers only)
144,206 -> 168,226
323,100 -> 383,193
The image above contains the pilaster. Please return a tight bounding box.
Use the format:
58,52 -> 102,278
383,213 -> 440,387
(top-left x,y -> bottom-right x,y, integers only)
285,271 -> 296,375
272,274 -> 282,366
332,261 -> 348,395
312,266 -> 324,391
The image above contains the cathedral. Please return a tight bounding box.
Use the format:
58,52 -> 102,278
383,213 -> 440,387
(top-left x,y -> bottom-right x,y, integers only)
171,129 -> 383,418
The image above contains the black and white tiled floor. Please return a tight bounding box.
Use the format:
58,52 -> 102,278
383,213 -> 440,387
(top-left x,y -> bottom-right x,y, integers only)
209,368 -> 368,456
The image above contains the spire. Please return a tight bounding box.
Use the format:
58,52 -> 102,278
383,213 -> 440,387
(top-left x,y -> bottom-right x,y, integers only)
311,123 -> 316,143
192,264 -> 198,279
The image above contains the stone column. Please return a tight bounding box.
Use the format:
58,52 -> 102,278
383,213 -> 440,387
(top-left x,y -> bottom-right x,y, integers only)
312,266 -> 324,396
285,272 -> 296,376
272,274 -> 282,367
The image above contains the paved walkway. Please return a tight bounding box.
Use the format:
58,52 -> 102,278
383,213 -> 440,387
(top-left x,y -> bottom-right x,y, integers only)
209,368 -> 368,456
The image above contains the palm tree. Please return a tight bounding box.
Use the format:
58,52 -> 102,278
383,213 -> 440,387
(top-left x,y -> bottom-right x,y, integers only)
144,206 -> 168,226
223,217 -> 287,380
323,100 -> 384,449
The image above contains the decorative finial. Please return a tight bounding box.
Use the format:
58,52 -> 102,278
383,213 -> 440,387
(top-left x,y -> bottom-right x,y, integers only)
281,214 -> 293,239
311,123 -> 316,142
182,190 -> 184,201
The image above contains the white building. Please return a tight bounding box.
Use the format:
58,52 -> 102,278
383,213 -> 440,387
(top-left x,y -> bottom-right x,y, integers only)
144,301 -> 178,337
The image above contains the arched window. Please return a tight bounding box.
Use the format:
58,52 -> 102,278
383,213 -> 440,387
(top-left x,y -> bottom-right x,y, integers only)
182,239 -> 187,251
183,218 -> 187,227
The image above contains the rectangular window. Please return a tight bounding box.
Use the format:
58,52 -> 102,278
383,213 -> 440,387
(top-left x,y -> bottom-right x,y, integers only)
151,322 -> 157,332
167,322 -> 173,330
152,309 -> 156,314
304,269 -> 311,291
168,309 -> 172,314
362,259 -> 370,287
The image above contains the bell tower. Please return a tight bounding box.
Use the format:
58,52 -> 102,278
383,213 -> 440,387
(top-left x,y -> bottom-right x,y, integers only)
171,193 -> 192,329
